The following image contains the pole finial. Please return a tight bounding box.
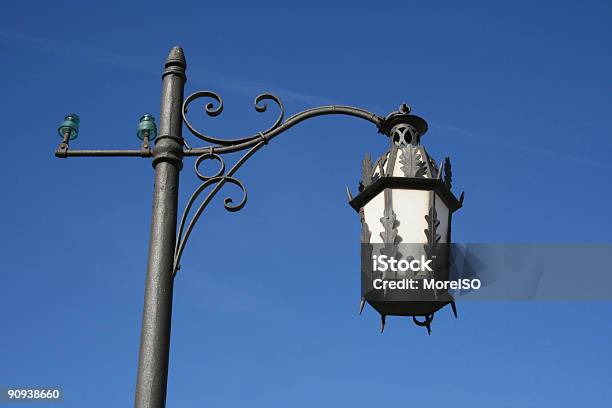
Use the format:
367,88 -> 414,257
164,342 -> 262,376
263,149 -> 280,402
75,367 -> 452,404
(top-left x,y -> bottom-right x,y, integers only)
167,46 -> 185,63
163,46 -> 187,78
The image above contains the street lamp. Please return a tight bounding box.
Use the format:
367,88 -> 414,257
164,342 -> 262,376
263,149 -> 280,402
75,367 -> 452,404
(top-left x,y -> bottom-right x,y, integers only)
54,46 -> 462,407
348,104 -> 464,334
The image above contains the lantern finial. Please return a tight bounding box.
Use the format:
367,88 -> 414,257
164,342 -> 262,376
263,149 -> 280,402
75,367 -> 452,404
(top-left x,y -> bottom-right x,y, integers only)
379,104 -> 428,146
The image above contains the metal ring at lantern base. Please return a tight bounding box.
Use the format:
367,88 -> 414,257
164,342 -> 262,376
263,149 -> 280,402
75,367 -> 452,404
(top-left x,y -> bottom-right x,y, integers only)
413,314 -> 434,327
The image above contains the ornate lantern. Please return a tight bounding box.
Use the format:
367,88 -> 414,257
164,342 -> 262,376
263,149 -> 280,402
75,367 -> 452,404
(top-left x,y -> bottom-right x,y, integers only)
348,104 -> 464,334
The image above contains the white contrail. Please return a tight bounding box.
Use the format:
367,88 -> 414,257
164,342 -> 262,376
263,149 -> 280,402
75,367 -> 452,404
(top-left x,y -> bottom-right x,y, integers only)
432,122 -> 612,171
0,30 -> 338,106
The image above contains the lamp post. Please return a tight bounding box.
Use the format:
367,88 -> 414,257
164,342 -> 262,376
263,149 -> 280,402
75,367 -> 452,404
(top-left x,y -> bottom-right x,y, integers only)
55,46 -> 462,407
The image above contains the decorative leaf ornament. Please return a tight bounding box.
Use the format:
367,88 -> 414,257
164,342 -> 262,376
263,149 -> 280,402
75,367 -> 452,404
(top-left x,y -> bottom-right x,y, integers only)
424,207 -> 441,243
423,204 -> 441,298
379,202 -> 399,280
361,153 -> 373,190
443,156 -> 452,190
427,155 -> 439,178
399,146 -> 427,178
423,205 -> 441,266
359,208 -> 371,243
379,205 -> 398,246
399,147 -> 411,176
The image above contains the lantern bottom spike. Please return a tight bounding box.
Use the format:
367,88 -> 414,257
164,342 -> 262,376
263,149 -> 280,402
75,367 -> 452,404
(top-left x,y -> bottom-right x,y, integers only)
380,315 -> 386,333
359,297 -> 365,315
450,301 -> 458,318
426,323 -> 431,335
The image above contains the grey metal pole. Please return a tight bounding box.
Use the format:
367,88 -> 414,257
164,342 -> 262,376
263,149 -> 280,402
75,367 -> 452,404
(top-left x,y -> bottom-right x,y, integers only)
134,46 -> 186,408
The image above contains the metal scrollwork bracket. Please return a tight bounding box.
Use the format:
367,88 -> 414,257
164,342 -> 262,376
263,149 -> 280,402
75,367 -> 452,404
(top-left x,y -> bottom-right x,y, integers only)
172,91 -> 387,275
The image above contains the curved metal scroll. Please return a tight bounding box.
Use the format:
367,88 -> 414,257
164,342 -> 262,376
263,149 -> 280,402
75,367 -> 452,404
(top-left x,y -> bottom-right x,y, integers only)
181,91 -> 385,155
182,91 -> 285,146
173,141 -> 264,275
173,91 -> 385,275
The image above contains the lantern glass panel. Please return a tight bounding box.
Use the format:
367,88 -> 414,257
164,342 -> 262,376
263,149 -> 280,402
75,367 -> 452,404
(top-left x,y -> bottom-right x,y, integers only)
362,189 -> 451,245
392,189 -> 431,244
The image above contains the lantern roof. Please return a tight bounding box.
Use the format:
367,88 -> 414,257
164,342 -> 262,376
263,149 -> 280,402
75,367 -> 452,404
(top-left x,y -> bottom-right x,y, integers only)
350,106 -> 463,213
378,103 -> 428,143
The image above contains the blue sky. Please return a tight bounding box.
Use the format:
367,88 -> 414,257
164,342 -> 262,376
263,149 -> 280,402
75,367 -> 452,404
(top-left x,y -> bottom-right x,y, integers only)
1,1 -> 611,407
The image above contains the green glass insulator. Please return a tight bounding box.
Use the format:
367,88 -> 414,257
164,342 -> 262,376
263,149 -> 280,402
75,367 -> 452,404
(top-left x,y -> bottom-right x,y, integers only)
57,113 -> 80,140
137,113 -> 157,140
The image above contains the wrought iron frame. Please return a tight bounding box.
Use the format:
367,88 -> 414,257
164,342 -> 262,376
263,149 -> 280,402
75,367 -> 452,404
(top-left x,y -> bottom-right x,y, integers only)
56,90 -> 399,276
173,91 -> 389,275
